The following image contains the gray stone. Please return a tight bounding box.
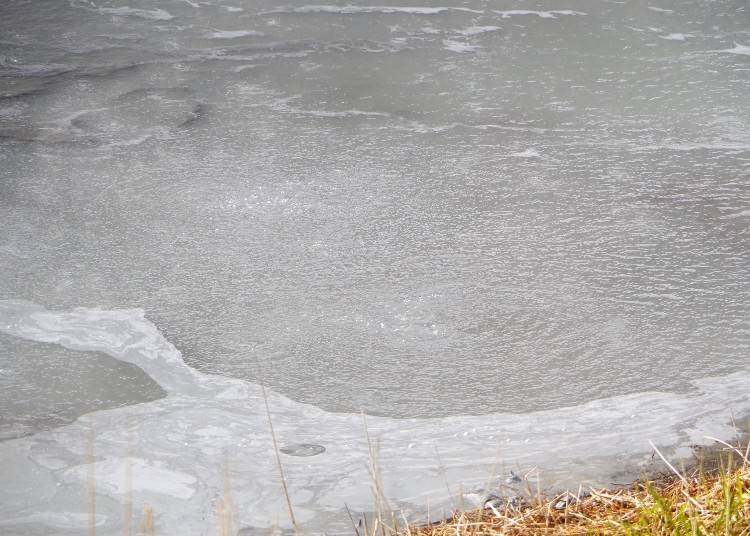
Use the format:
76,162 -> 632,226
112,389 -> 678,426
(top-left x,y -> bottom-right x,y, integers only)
279,443 -> 326,457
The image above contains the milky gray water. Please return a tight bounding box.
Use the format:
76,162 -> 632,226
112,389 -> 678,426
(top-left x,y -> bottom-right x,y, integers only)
1,0 -> 749,534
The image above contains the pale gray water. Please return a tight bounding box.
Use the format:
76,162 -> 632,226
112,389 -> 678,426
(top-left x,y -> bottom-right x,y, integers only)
2,0 -> 748,419
0,0 -> 749,532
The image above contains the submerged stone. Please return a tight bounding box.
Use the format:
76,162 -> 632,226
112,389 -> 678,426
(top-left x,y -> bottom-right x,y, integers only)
279,443 -> 326,457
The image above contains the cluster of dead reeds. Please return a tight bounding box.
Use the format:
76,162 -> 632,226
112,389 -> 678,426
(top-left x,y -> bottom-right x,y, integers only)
400,440 -> 750,536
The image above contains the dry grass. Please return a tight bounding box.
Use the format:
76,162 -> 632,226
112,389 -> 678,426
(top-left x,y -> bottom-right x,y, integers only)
402,444 -> 750,536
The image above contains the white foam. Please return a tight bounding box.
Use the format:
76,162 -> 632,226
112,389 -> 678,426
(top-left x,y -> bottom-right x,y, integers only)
98,6 -> 174,20
391,121 -> 461,134
493,10 -> 586,19
724,43 -> 750,56
1,301 -> 749,534
659,33 -> 691,41
510,148 -> 541,158
457,26 -> 501,36
647,6 -> 674,13
633,142 -> 750,152
232,64 -> 257,73
206,29 -> 264,39
263,95 -> 390,118
442,39 -> 479,53
302,109 -> 390,118
264,5 -> 483,15
722,208 -> 750,219
105,133 -> 154,148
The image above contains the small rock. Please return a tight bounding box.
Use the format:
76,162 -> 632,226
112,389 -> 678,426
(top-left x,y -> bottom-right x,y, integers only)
483,493 -> 503,509
279,443 -> 326,457
553,491 -> 578,510
483,493 -> 522,513
505,470 -> 522,484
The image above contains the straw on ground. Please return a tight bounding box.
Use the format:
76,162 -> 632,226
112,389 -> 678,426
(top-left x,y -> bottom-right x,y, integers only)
401,443 -> 750,536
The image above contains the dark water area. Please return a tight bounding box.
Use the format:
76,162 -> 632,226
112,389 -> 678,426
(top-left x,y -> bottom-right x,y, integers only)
0,333 -> 165,440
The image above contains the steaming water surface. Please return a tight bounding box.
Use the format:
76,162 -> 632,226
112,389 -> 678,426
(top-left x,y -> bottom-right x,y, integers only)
1,0 -> 749,533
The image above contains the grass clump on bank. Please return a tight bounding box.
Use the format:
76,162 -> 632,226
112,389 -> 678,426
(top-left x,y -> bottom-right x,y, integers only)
401,443 -> 750,536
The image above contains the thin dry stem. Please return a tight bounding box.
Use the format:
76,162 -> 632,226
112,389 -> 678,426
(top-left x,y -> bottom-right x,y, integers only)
262,384 -> 299,536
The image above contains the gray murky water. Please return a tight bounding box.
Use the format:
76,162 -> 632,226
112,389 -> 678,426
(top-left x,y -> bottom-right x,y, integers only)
1,0 -> 749,533
2,0 -> 749,419
0,333 -> 165,440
